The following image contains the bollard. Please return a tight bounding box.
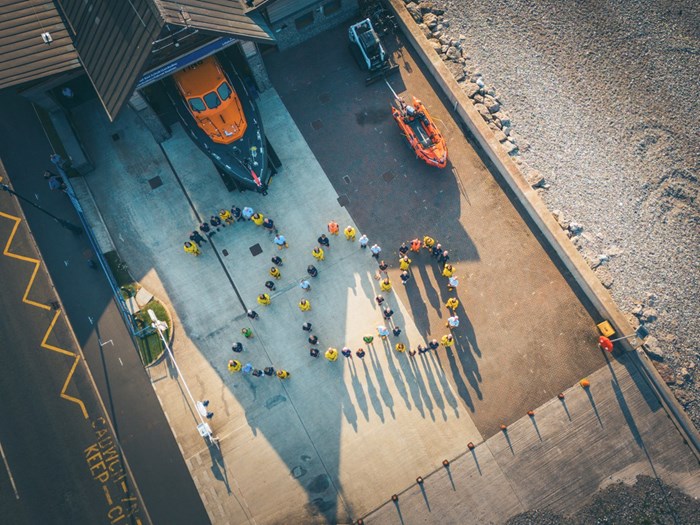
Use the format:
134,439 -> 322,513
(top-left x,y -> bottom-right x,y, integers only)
467,442 -> 475,450
580,378 -> 591,388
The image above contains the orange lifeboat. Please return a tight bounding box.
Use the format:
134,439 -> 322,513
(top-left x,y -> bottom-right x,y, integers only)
173,56 -> 247,145
391,96 -> 447,168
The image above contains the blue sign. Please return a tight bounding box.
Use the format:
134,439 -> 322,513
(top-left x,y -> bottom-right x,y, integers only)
136,37 -> 237,90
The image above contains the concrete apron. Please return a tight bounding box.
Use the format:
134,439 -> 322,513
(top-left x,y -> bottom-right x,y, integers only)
74,91 -> 480,524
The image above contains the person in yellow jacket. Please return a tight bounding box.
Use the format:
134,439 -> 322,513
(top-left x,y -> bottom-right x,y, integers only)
184,241 -> 200,256
298,299 -> 312,312
276,369 -> 290,379
399,256 -> 411,271
228,359 -> 242,372
440,334 -> 454,348
312,246 -> 325,261
445,297 -> 459,310
251,212 -> 265,226
442,264 -> 454,278
219,208 -> 234,225
380,278 -> 392,292
257,293 -> 271,306
269,266 -> 281,279
325,347 -> 339,361
395,343 -> 406,353
344,226 -> 356,241
423,236 -> 435,250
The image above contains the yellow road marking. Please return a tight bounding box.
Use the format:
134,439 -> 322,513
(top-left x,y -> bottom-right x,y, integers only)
0,210 -> 88,418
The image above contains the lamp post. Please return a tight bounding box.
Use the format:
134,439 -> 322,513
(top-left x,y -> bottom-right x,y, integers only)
148,309 -> 218,446
0,183 -> 82,234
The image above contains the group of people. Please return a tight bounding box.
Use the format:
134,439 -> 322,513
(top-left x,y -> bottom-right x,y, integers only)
224,218 -> 464,380
183,204 -> 277,256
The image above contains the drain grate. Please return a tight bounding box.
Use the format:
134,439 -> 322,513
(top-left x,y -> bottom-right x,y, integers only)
222,249 -> 229,257
337,194 -> 350,207
148,176 -> 163,189
343,175 -> 351,184
250,243 -> 262,256
311,119 -> 323,130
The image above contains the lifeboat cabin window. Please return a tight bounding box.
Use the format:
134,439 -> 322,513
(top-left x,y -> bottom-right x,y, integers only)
217,82 -> 233,101
188,97 -> 206,113
204,91 -> 222,110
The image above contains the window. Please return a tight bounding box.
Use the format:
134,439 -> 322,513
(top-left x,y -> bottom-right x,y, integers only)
217,82 -> 233,101
188,97 -> 206,112
295,11 -> 314,30
203,91 -> 221,109
323,0 -> 341,16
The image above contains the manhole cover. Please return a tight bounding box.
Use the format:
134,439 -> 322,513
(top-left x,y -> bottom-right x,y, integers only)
343,175 -> 351,184
111,133 -> 120,141
250,243 -> 262,256
319,93 -> 331,104
311,119 -> 323,130
222,249 -> 229,257
337,194 -> 349,207
382,171 -> 394,182
148,176 -> 163,189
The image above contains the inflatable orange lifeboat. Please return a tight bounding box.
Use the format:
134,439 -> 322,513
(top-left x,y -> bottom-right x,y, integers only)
391,97 -> 447,168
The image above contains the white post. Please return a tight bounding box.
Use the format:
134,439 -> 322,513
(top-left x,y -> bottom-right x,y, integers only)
148,309 -> 216,445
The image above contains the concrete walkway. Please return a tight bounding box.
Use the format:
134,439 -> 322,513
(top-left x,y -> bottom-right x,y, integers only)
364,352 -> 700,523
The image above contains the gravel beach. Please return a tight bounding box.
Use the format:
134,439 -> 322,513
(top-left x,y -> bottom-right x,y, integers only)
409,0 -> 699,427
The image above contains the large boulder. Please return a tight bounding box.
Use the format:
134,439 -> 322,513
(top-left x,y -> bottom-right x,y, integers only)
423,12 -> 438,28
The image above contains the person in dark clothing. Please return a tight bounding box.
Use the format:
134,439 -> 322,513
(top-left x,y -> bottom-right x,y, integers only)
271,255 -> 283,266
265,280 -> 276,291
231,206 -> 243,221
383,307 -> 394,320
375,295 -> 385,306
308,335 -> 319,345
189,230 -> 207,247
302,322 -> 313,332
400,271 -> 411,285
309,348 -> 320,358
264,367 -> 275,376
210,215 -> 223,230
263,217 -> 275,234
246,309 -> 259,320
392,326 -> 402,337
438,250 -> 450,266
432,243 -> 442,259
398,242 -> 409,256
428,339 -> 440,350
307,265 -> 318,277
232,342 -> 243,353
317,234 -> 330,248
199,222 -> 211,237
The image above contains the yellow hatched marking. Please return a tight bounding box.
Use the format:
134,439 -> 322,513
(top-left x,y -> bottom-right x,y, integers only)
0,210 -> 88,418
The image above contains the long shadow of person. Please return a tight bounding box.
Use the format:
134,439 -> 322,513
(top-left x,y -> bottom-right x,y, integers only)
361,359 -> 385,423
433,349 -> 475,411
377,334 -> 412,411
350,357 -> 370,423
368,347 -> 396,419
421,351 -> 460,418
416,262 -> 443,316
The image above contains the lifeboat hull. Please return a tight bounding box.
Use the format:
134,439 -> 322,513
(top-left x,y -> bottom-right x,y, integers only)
167,54 -> 270,193
391,97 -> 447,168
